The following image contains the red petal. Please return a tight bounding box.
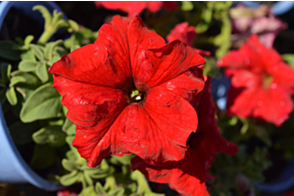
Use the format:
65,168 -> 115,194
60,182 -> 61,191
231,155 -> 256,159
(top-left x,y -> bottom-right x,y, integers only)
49,44 -> 131,90
51,76 -> 129,166
131,79 -> 238,196
163,1 -> 178,10
252,85 -> 293,126
167,22 -> 197,46
146,1 -> 164,13
218,34 -> 276,73
132,148 -> 210,196
134,40 -> 205,91
268,62 -> 294,91
228,85 -> 293,126
224,68 -> 262,89
228,88 -> 259,118
128,15 -> 166,89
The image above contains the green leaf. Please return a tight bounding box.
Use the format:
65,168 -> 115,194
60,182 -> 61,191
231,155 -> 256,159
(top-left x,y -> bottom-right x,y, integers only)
79,186 -> 98,196
83,171 -> 93,186
20,83 -> 62,122
56,20 -> 69,29
66,150 -> 76,161
52,10 -> 64,25
95,182 -> 107,195
229,116 -> 238,126
181,1 -> 194,11
1,63 -> 11,83
24,35 -> 34,46
108,188 -> 125,196
12,71 -> 42,99
36,62 -> 49,82
6,87 -> 17,105
12,71 -> 41,86
10,76 -> 26,87
44,40 -> 63,61
60,170 -> 80,186
30,144 -> 55,170
50,55 -> 61,65
70,45 -> 80,52
62,158 -> 78,171
9,121 -> 40,145
62,118 -> 76,135
0,81 -> 6,88
85,167 -> 113,179
110,154 -> 134,165
33,5 -> 52,29
0,41 -> 21,61
282,54 -> 294,68
131,170 -> 164,196
21,50 -> 36,61
19,60 -> 38,72
66,136 -> 87,164
68,19 -> 79,32
32,125 -> 66,147
64,35 -> 77,49
29,44 -> 44,61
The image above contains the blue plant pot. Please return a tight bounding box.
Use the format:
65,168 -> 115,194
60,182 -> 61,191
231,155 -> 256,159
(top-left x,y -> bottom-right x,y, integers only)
255,158 -> 294,194
238,1 -> 294,16
0,1 -> 65,191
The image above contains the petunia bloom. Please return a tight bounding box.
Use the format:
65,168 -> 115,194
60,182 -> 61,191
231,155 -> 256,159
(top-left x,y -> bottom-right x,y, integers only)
95,1 -> 178,17
131,78 -> 238,196
218,34 -> 294,126
167,22 -> 197,47
49,15 -> 206,167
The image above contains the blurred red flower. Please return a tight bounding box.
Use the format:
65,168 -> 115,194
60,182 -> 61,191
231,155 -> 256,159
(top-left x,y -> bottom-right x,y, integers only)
49,15 -> 206,167
131,78 -> 238,196
283,188 -> 294,196
95,1 -> 177,17
57,190 -> 77,196
218,34 -> 294,126
167,22 -> 197,47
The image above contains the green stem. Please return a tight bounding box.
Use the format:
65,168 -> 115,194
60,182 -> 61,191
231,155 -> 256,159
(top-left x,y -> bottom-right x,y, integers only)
38,27 -> 55,45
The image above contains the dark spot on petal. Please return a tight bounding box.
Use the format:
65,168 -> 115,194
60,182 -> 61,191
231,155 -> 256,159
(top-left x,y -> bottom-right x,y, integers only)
61,54 -> 73,69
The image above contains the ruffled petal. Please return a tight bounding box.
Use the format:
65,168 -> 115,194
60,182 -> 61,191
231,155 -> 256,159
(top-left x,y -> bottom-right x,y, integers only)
49,43 -> 132,90
167,22 -> 197,46
128,16 -> 166,88
131,148 -> 210,196
134,40 -> 205,91
252,85 -> 293,126
227,88 -> 259,118
218,34 -> 281,74
51,76 -> 129,166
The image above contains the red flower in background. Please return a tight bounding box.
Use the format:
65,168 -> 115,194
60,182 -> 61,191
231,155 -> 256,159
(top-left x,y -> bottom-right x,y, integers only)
218,34 -> 294,126
131,78 -> 238,196
49,15 -> 206,167
167,22 -> 197,47
57,190 -> 77,196
95,1 -> 177,17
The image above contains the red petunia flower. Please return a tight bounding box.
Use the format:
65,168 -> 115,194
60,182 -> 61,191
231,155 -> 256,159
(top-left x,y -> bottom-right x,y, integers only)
95,1 -> 178,17
167,22 -> 197,47
218,34 -> 294,126
131,78 -> 239,196
49,15 -> 206,167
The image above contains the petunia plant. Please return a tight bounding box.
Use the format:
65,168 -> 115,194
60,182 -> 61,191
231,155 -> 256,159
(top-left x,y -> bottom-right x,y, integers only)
2,2 -> 294,196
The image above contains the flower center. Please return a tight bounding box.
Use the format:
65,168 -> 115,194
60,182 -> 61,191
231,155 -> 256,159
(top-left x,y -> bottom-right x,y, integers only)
130,89 -> 145,103
263,73 -> 273,89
